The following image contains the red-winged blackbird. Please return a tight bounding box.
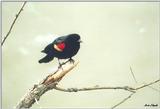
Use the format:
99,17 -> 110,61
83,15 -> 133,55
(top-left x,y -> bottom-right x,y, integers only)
39,34 -> 82,66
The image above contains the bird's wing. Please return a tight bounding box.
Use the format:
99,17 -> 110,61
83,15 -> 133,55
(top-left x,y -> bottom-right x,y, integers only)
42,36 -> 68,53
53,36 -> 67,44
42,43 -> 53,53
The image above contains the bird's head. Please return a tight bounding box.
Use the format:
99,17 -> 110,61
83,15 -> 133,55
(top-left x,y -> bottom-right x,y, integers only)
68,34 -> 82,43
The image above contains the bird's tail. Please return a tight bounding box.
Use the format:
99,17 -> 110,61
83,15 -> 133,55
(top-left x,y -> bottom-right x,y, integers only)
39,55 -> 54,63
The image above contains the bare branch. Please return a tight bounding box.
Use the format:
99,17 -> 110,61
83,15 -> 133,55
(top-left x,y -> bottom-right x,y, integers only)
136,79 -> 160,90
54,79 -> 160,93
54,86 -> 136,93
16,61 -> 79,109
15,59 -> 160,109
143,82 -> 160,92
4,1 -> 159,109
111,79 -> 160,108
130,66 -> 137,83
111,92 -> 135,109
1,1 -> 27,46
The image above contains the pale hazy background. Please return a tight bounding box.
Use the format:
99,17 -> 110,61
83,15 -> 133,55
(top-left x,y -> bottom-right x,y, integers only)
2,2 -> 160,109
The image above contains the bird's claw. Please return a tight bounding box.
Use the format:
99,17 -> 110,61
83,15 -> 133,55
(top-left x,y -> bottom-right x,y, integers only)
58,58 -> 74,69
58,64 -> 62,69
58,64 -> 63,70
69,58 -> 75,64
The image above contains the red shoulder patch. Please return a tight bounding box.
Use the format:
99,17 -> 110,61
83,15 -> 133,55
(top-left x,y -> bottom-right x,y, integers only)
57,42 -> 66,51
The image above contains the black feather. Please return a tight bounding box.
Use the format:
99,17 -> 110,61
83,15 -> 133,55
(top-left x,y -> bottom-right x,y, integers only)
39,33 -> 81,63
39,55 -> 54,63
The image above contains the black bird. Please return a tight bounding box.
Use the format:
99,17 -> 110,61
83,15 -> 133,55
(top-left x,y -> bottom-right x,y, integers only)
39,33 -> 81,66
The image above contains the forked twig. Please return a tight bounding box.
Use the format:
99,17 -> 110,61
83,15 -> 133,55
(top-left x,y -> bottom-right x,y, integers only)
136,79 -> 160,90
111,79 -> 160,108
143,82 -> 160,92
16,60 -> 160,109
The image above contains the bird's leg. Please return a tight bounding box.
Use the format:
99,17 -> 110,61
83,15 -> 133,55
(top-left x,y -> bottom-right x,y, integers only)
69,58 -> 75,64
58,59 -> 63,70
57,58 -> 74,69
60,58 -> 74,66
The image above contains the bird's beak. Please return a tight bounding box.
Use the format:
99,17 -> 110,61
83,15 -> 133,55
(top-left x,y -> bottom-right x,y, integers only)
78,39 -> 83,43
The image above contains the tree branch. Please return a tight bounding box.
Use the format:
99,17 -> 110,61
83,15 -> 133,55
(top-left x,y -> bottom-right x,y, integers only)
16,61 -> 79,109
54,79 -> 160,109
5,1 -> 159,108
111,79 -> 160,109
16,60 -> 160,109
130,66 -> 137,83
143,82 -> 160,92
111,92 -> 135,109
135,79 -> 160,90
54,79 -> 160,93
54,85 -> 136,93
1,1 -> 27,46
